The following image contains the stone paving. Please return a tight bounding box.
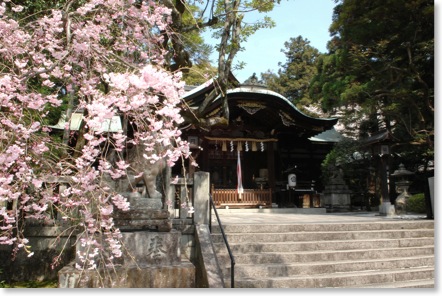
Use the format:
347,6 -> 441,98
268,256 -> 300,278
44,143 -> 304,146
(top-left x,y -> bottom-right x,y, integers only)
212,209 -> 429,225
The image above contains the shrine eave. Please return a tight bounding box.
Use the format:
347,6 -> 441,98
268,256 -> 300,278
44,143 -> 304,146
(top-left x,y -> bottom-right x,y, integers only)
182,76 -> 338,136
222,86 -> 338,128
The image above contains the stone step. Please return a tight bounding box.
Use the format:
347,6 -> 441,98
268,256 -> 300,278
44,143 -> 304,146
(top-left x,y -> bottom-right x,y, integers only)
211,220 -> 434,233
211,229 -> 434,244
211,220 -> 434,288
341,279 -> 435,288
216,246 -> 434,265
224,267 -> 434,288
213,237 -> 434,253
222,256 -> 434,278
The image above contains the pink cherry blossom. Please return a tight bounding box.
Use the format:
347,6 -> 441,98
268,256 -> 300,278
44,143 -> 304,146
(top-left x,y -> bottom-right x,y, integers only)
0,0 -> 190,273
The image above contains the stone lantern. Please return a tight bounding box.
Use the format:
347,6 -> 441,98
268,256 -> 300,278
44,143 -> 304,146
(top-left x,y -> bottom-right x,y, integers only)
390,163 -> 414,215
360,129 -> 394,216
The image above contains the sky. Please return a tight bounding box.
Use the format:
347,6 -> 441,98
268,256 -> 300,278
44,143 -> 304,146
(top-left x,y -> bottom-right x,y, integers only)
202,0 -> 337,83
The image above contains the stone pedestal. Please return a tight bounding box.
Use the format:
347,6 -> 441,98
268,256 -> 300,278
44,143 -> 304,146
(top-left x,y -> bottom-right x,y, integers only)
379,201 -> 396,216
322,191 -> 352,211
113,196 -> 171,232
118,230 -> 182,266
394,180 -> 412,215
58,195 -> 195,288
59,230 -> 195,288
73,230 -> 181,268
59,260 -> 195,288
391,164 -> 414,216
322,171 -> 352,211
428,177 -> 434,214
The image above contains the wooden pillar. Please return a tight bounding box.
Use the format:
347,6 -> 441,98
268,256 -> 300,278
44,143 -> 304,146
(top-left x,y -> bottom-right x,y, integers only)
380,155 -> 390,204
267,141 -> 276,192
201,138 -> 209,172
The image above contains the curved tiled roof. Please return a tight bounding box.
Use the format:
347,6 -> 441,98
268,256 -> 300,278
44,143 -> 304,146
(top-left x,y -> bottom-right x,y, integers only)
182,79 -> 338,138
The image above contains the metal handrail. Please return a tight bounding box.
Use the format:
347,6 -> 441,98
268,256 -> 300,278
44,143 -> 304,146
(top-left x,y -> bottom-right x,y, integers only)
209,194 -> 235,288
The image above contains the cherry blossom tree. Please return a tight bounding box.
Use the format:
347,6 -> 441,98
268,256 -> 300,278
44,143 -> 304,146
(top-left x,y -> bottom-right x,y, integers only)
0,0 -> 191,271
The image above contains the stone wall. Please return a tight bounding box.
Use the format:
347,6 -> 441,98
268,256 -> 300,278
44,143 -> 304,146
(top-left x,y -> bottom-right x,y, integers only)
0,226 -> 76,283
194,224 -> 224,288
173,219 -> 196,261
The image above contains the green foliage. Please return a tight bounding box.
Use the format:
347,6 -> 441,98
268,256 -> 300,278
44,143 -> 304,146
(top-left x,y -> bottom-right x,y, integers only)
180,4 -> 214,66
321,137 -> 379,209
8,0 -> 68,21
321,138 -> 363,182
183,62 -> 218,86
0,269 -> 58,288
311,0 -> 433,169
261,36 -> 320,114
210,0 -> 279,51
407,193 -> 426,213
0,280 -> 58,288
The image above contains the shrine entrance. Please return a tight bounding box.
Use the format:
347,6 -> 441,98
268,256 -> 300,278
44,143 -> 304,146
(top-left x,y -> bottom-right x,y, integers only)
176,76 -> 340,209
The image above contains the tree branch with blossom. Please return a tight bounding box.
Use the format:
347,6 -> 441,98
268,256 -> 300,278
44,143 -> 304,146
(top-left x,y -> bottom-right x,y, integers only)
0,0 -> 190,273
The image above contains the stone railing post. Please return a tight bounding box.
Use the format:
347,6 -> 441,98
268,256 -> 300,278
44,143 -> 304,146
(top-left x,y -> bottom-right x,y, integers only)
164,166 -> 173,215
428,176 -> 434,215
193,171 -> 210,225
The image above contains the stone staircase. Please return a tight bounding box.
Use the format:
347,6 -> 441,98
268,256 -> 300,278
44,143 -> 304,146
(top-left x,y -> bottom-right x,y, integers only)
211,220 -> 434,288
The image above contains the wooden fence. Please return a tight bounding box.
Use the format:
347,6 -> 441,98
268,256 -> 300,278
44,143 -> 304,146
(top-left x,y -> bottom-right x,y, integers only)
211,186 -> 272,209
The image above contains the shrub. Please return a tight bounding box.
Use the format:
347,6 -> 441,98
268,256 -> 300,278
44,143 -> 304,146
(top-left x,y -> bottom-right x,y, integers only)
407,193 -> 426,213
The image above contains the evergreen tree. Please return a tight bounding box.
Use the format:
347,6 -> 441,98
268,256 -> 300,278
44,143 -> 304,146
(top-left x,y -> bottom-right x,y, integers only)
262,36 -> 320,113
311,0 -> 433,151
310,0 -> 434,214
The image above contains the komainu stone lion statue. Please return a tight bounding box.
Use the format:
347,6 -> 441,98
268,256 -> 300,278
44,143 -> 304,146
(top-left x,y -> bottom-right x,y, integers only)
124,143 -> 166,199
103,142 -> 166,200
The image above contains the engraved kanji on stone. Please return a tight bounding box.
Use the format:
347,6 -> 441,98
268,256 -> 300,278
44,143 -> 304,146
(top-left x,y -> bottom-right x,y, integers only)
146,235 -> 167,259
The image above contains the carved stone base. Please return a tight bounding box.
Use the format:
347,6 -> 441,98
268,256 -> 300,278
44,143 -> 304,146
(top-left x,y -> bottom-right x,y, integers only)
113,196 -> 171,232
74,230 -> 180,268
114,215 -> 172,232
62,230 -> 195,288
122,194 -> 163,209
321,192 -> 351,210
118,230 -> 182,266
58,260 -> 195,288
113,209 -> 171,232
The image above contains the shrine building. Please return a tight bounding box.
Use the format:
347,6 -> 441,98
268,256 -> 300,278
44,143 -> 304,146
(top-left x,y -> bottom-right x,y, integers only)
174,75 -> 341,209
